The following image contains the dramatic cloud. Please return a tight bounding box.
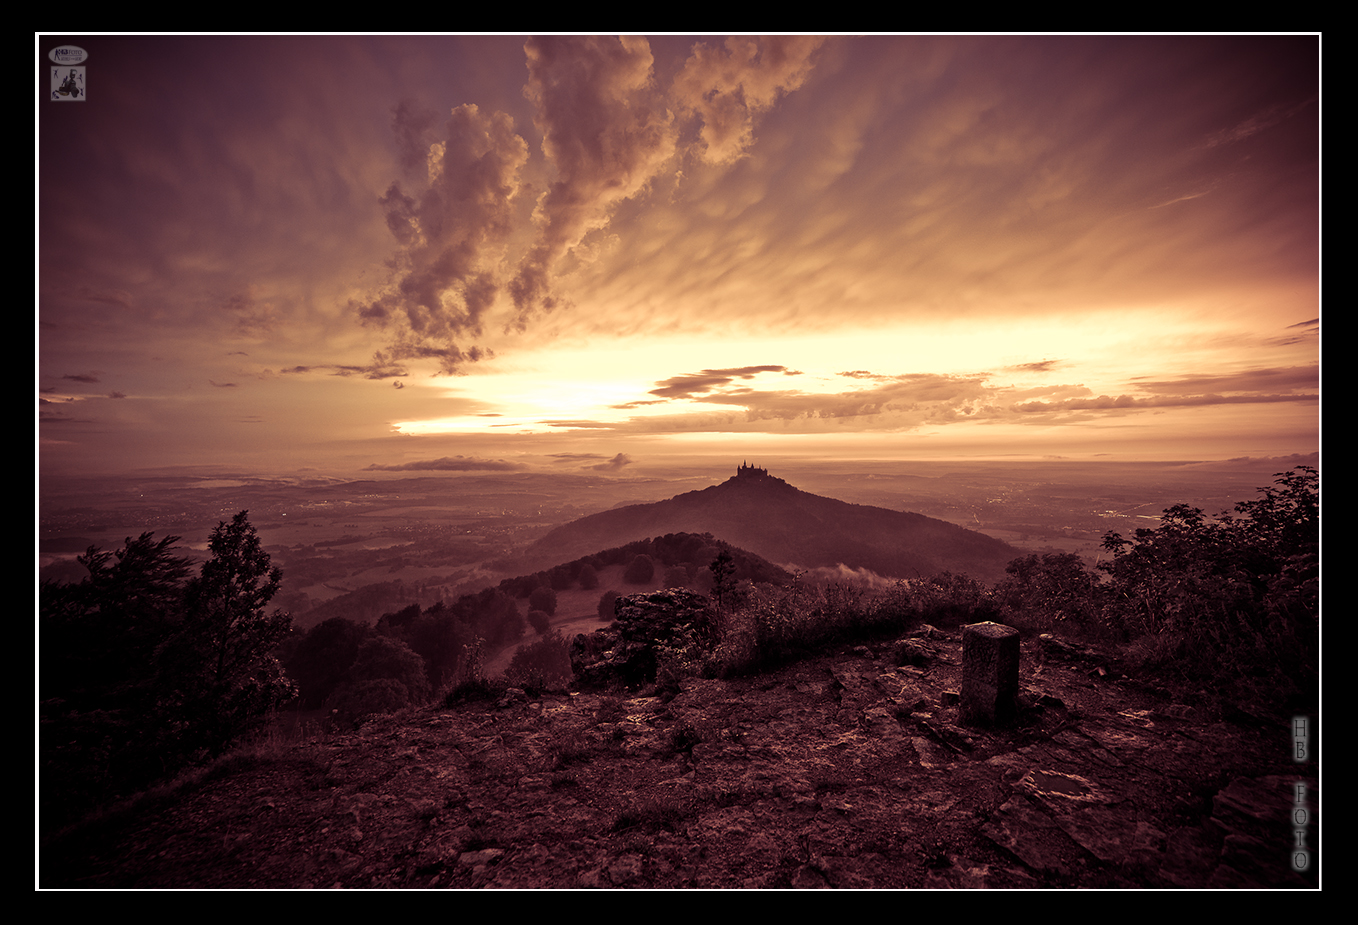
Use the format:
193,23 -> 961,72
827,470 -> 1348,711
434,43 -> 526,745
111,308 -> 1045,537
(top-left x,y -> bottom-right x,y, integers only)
357,102 -> 530,373
357,36 -> 831,364
508,36 -> 678,327
671,36 -> 826,165
648,366 -> 792,399
546,362 -> 1320,438
1127,366 -> 1318,397
39,36 -> 1317,477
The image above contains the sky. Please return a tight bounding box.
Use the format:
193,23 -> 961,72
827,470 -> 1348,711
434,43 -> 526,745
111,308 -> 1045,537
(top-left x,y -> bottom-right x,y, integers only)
37,35 -> 1320,482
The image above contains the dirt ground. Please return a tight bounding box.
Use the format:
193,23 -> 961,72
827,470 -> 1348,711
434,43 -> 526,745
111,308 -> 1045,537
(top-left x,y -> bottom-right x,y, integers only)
41,628 -> 1319,889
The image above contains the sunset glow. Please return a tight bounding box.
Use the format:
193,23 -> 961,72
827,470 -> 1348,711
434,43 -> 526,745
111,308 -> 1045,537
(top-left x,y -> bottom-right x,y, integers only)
39,35 -> 1318,480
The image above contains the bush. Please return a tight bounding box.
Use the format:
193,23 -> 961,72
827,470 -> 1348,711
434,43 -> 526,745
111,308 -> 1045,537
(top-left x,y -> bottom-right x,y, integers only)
504,631 -> 572,690
350,635 -> 430,703
442,636 -> 501,704
527,609 -> 552,635
708,577 -> 907,677
1098,467 -> 1318,706
995,553 -> 1104,634
597,590 -> 620,621
624,554 -> 655,585
572,590 -> 716,690
907,572 -> 999,627
286,617 -> 372,708
529,585 -> 558,616
662,565 -> 691,589
325,678 -> 412,726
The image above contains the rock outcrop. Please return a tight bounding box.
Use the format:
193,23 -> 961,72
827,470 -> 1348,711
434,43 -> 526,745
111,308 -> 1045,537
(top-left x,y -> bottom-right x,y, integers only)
570,589 -> 717,691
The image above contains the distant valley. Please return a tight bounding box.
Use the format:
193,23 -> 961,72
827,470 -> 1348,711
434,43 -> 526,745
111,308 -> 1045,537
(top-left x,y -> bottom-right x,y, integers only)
38,454 -> 1317,631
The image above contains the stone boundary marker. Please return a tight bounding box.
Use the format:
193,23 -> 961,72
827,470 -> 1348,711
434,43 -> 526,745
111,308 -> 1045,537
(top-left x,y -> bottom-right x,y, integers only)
961,621 -> 1020,726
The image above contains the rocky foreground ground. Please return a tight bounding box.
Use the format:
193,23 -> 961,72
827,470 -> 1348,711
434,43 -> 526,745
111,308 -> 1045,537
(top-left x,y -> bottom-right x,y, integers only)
43,627 -> 1319,889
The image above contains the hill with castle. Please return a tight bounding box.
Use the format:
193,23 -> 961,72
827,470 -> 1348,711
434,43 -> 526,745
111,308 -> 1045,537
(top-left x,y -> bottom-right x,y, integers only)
525,463 -> 1021,583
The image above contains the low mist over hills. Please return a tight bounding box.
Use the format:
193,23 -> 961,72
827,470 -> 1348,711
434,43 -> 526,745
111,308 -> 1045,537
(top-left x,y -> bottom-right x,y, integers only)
527,464 -> 1022,584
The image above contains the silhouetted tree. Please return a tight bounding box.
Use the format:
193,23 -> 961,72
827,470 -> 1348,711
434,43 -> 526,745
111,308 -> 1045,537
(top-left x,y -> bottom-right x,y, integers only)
710,550 -> 735,608
40,513 -> 296,828
578,563 -> 600,590
40,532 -> 195,826
598,589 -> 620,621
160,511 -> 296,758
42,532 -> 192,715
325,678 -> 411,725
403,602 -> 469,690
449,587 -> 524,648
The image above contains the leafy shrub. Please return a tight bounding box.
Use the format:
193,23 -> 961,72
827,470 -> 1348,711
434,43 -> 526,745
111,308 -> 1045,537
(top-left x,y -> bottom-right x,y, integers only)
529,585 -> 558,616
707,577 -> 907,677
662,565 -> 691,588
995,553 -> 1105,635
574,590 -> 717,690
350,635 -> 430,703
1098,467 -> 1318,706
286,617 -> 372,708
905,571 -> 999,627
504,631 -> 572,690
624,554 -> 655,585
325,678 -> 411,726
527,609 -> 552,635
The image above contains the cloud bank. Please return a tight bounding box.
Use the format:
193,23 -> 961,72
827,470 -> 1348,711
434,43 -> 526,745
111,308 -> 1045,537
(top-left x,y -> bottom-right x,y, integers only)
363,455 -> 523,472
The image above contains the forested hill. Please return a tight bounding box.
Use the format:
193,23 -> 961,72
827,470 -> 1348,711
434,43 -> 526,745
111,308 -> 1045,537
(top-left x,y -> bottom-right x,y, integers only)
526,467 -> 1021,584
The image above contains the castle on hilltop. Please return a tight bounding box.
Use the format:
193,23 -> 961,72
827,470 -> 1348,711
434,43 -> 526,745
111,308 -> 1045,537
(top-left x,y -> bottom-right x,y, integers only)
736,461 -> 769,479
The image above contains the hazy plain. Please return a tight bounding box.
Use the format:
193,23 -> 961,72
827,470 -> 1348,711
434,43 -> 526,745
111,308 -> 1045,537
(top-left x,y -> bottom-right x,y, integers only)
37,453 -> 1317,630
